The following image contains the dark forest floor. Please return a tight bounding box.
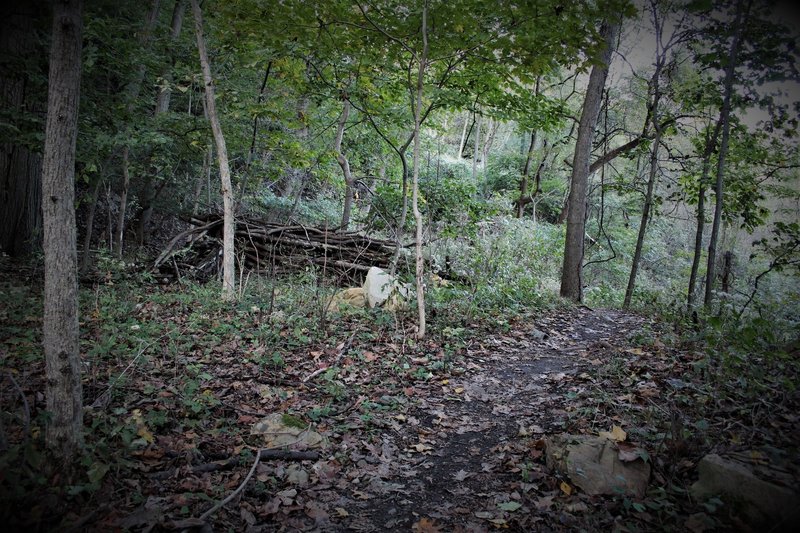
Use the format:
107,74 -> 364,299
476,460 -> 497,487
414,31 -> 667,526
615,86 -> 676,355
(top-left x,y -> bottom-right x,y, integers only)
1,272 -> 799,532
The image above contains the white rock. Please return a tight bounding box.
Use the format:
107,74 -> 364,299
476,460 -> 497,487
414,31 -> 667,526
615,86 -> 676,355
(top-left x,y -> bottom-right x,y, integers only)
362,267 -> 410,310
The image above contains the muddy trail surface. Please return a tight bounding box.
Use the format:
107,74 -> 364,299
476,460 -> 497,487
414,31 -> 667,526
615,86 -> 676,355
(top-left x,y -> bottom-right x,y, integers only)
339,307 -> 646,532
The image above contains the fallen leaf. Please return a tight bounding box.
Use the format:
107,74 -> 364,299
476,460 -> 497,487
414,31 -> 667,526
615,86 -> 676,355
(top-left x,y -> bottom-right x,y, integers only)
412,517 -> 441,532
560,481 -> 573,496
474,511 -> 493,519
498,501 -> 522,512
453,469 -> 473,482
534,495 -> 555,510
599,425 -> 627,442
617,441 -> 644,462
565,501 -> 588,513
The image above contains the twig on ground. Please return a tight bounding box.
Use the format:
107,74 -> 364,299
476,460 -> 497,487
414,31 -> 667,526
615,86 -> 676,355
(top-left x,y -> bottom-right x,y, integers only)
302,329 -> 359,383
198,449 -> 261,522
1,370 -> 31,439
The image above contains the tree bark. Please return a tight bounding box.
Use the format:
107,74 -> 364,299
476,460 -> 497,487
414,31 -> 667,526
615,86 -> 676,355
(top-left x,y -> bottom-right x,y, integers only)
115,0 -> 162,257
42,0 -> 84,462
0,0 -> 47,256
624,18 -> 668,308
687,120 -> 721,308
136,0 -> 186,246
412,2 -> 429,339
516,131 -> 537,218
560,21 -> 619,302
623,128 -> 661,307
80,178 -> 102,274
334,98 -> 355,231
704,0 -> 747,309
471,112 -> 482,181
191,0 -> 236,300
456,112 -> 469,159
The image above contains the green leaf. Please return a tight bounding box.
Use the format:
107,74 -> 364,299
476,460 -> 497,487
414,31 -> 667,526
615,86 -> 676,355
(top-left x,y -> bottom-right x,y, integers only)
88,462 -> 110,485
498,501 -> 522,512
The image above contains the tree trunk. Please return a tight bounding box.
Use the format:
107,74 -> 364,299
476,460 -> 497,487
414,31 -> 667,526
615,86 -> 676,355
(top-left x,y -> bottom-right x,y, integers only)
471,113 -> 482,181
192,145 -> 211,216
687,121 -> 721,308
334,98 -> 355,231
42,0 -> 83,463
624,26 -> 668,308
115,0 -> 162,257
704,0 -> 746,309
623,128 -> 661,307
80,178 -> 102,274
136,0 -> 186,246
456,112 -> 469,159
560,21 -> 619,302
191,0 -> 235,300
116,146 -> 131,256
482,118 -> 499,171
516,130 -> 537,218
412,1 -> 429,339
0,0 -> 47,256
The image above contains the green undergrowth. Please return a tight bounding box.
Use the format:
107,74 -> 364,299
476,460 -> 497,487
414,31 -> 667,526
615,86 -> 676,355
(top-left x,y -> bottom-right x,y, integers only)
0,262 -> 558,525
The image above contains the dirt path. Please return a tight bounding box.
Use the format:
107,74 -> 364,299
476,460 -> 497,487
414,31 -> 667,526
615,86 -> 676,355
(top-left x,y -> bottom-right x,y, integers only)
339,307 -> 646,531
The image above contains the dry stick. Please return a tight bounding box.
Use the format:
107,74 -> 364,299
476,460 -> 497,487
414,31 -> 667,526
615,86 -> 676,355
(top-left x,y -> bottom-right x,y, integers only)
198,450 -> 261,522
1,370 -> 31,439
195,427 -> 321,524
89,328 -> 178,409
302,329 -> 359,383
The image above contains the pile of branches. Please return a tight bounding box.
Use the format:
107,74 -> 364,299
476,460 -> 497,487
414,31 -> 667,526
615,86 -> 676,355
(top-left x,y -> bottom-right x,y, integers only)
153,214 -> 397,283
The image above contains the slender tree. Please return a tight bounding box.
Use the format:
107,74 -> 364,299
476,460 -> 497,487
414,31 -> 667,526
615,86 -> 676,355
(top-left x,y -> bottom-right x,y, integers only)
42,0 -> 84,462
191,0 -> 236,299
115,0 -> 162,257
624,0 -> 689,308
412,0 -> 429,338
704,0 -> 748,308
560,21 -> 619,302
334,97 -> 356,231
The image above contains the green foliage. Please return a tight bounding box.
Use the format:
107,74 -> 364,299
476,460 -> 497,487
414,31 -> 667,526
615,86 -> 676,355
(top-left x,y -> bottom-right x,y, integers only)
429,217 -> 563,322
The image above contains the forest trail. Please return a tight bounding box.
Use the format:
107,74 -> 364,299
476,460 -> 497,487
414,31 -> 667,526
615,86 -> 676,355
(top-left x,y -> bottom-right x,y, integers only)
339,307 -> 647,532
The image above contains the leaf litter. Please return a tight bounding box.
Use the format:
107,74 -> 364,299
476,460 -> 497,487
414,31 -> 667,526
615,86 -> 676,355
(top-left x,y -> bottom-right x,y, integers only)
3,287 -> 800,532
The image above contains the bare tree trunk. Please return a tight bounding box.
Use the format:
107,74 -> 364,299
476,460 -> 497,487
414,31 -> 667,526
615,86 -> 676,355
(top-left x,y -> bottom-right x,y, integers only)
191,0 -> 235,300
623,128 -> 661,307
412,1 -> 429,339
624,17 -> 670,308
687,121 -> 720,308
560,21 -> 619,302
704,0 -> 747,309
42,0 -> 83,463
136,0 -> 186,245
456,112 -> 469,159
115,0 -> 162,257
334,98 -> 355,231
471,113 -> 482,181
192,145 -> 211,216
116,146 -> 131,256
80,179 -> 102,274
482,118 -> 499,171
516,131 -> 537,218
0,0 -> 46,257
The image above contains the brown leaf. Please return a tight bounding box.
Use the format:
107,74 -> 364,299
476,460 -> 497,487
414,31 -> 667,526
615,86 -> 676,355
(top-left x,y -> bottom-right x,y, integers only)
599,425 -> 627,442
412,518 -> 442,532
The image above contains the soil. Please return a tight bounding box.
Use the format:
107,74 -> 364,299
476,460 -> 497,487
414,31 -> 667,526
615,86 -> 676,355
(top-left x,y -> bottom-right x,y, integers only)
336,307 -> 647,532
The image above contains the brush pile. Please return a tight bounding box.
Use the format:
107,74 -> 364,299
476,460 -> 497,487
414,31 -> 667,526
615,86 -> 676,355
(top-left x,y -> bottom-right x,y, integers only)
153,214 -> 397,283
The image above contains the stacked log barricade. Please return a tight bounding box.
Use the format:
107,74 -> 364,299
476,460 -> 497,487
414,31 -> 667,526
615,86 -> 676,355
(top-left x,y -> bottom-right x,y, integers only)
152,214 -> 397,284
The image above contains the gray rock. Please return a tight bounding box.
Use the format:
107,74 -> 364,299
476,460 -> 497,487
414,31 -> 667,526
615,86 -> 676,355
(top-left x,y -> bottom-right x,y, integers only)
691,453 -> 800,528
545,434 -> 650,498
